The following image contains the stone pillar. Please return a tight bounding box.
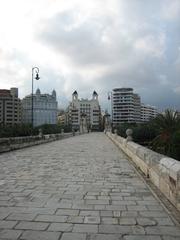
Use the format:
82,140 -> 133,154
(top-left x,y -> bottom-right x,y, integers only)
114,129 -> 117,139
80,114 -> 87,134
72,128 -> 75,136
38,128 -> 43,138
61,128 -> 64,135
126,128 -> 133,142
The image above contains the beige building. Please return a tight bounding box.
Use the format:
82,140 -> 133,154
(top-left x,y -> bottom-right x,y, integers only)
67,91 -> 101,131
112,88 -> 141,126
57,110 -> 66,126
22,89 -> 58,127
141,104 -> 158,122
0,88 -> 21,126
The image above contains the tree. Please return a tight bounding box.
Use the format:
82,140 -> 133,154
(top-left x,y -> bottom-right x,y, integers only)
151,109 -> 180,159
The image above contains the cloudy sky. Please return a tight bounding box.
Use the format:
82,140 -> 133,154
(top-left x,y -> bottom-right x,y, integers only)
0,0 -> 180,111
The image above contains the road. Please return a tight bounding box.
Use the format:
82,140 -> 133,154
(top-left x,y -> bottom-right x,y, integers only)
0,133 -> 179,239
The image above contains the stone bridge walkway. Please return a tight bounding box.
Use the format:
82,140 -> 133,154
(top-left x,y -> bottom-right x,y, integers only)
0,133 -> 179,240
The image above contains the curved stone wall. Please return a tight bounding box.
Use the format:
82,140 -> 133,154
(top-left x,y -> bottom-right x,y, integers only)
106,132 -> 180,211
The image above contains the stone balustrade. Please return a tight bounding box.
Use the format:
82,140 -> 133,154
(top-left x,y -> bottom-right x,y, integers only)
0,131 -> 81,153
106,131 -> 180,211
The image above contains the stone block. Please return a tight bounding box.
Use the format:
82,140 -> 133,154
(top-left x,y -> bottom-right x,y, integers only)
73,224 -> 98,233
35,214 -> 68,222
99,224 -> 131,234
89,233 -> 122,240
21,230 -> 61,240
48,223 -> 73,232
126,142 -> 140,154
0,220 -> 18,229
15,221 -> 49,230
0,229 -> 22,239
61,233 -> 86,240
149,169 -> 160,188
84,216 -> 100,224
101,217 -> 118,224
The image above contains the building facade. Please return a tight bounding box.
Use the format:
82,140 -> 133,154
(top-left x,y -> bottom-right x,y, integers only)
0,88 -> 21,126
112,88 -> 141,126
141,104 -> 158,122
112,88 -> 158,126
22,89 -> 58,127
67,91 -> 101,131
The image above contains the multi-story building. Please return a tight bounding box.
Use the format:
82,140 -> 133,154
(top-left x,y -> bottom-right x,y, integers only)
112,88 -> 141,126
133,93 -> 141,123
57,110 -> 66,126
22,89 -> 58,127
0,88 -> 21,126
67,91 -> 101,131
141,104 -> 158,122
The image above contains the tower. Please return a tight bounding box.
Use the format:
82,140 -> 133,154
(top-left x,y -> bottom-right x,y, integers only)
72,90 -> 78,101
92,90 -> 98,100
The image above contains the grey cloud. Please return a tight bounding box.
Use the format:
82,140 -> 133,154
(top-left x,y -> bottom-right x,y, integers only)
38,11 -> 133,66
36,1 -> 180,110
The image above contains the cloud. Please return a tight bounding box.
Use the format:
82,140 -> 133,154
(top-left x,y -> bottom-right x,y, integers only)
0,0 -> 180,111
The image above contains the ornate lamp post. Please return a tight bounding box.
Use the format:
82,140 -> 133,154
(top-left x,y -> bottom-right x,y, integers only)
107,91 -> 112,129
32,67 -> 40,127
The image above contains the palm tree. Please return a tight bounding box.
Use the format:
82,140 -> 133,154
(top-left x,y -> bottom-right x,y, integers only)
151,109 -> 180,159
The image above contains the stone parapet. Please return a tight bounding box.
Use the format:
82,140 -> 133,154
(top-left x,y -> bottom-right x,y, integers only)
106,131 -> 180,211
0,132 -> 81,153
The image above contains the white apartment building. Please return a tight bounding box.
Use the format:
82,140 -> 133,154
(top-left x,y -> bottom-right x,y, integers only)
67,91 -> 101,130
112,88 -> 141,126
22,89 -> 58,127
141,104 -> 158,122
0,88 -> 21,126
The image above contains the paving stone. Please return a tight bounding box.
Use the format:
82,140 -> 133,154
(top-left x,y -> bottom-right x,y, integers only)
0,133 -> 179,238
119,218 -> 136,225
123,236 -> 161,240
162,237 -> 180,240
99,225 -> 131,234
84,196 -> 96,200
67,216 -> 84,223
73,224 -> 98,233
80,211 -> 99,216
136,218 -> 156,226
89,233 -> 122,240
84,216 -> 100,224
0,229 -> 22,239
112,201 -> 136,205
48,223 -> 73,232
121,211 -> 138,217
154,217 -> 175,226
146,205 -> 164,211
145,226 -> 180,236
0,220 -> 17,229
100,211 -> 113,217
15,221 -> 49,230
7,213 -> 37,221
131,225 -> 145,234
0,212 -> 10,220
106,205 -> 126,211
35,214 -> 68,222
20,230 -> 61,240
61,233 -> 86,240
94,205 -> 106,210
101,217 -> 118,224
86,200 -> 109,205
139,211 -> 169,218
127,206 -> 148,211
56,209 -> 79,216
113,211 -> 121,217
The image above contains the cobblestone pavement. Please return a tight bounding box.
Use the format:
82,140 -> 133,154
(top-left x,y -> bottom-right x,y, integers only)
0,133 -> 179,240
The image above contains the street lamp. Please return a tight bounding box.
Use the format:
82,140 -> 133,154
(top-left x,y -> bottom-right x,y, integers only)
32,67 -> 40,127
107,91 -> 113,128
